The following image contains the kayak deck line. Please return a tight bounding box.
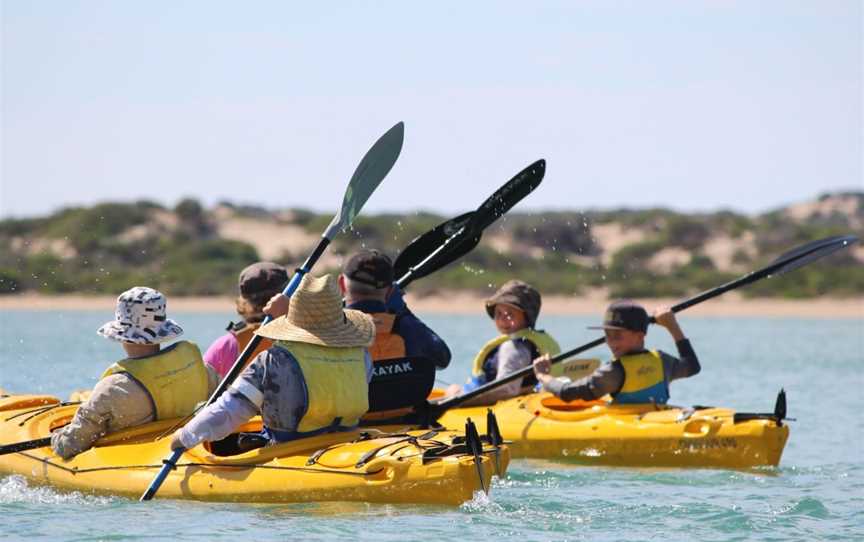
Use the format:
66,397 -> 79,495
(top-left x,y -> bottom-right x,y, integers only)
15,451 -> 387,477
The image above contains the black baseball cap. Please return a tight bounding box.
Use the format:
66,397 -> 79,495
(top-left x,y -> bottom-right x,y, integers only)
588,300 -> 649,333
239,262 -> 289,298
343,249 -> 394,289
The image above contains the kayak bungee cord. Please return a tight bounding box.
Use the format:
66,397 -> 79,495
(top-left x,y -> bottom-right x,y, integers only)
15,452 -> 388,477
5,402 -> 81,425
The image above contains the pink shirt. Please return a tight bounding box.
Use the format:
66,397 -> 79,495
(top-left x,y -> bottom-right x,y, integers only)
203,333 -> 239,379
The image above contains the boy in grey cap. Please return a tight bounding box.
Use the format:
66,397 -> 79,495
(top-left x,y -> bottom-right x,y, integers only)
533,300 -> 700,404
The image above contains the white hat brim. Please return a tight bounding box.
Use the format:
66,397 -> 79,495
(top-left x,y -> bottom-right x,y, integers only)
97,319 -> 184,345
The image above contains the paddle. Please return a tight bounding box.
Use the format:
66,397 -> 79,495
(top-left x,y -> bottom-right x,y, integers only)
140,121 -> 405,501
393,159 -> 546,288
429,234 -> 859,418
0,436 -> 51,455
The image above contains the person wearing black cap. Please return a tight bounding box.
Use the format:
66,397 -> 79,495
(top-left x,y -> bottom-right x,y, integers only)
533,300 -> 700,404
340,249 -> 452,421
203,262 -> 289,378
263,249 -> 451,421
445,280 -> 561,406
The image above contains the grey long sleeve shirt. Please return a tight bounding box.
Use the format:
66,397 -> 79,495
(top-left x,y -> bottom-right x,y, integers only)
179,346 -> 373,449
543,339 -> 700,402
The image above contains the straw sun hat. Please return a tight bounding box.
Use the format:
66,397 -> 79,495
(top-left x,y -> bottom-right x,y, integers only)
256,274 -> 374,348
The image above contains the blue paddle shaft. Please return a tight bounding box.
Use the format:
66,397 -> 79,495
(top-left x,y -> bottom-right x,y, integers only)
140,448 -> 183,501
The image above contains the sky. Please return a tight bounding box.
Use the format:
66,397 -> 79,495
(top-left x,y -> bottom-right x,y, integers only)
1,1 -> 861,219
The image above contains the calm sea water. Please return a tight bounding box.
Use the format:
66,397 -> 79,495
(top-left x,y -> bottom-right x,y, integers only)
1,309 -> 862,541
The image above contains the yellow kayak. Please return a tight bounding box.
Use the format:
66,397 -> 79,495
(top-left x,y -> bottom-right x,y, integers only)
434,391 -> 789,468
0,394 -> 509,505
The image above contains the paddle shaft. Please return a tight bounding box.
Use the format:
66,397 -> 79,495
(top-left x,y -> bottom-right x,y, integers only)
432,235 -> 855,415
0,436 -> 51,456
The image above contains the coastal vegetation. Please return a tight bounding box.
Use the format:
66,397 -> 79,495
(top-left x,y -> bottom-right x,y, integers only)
1,193 -> 861,299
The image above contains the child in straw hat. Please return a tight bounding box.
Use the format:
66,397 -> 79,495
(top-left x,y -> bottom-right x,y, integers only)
171,274 -> 375,450
51,287 -> 219,459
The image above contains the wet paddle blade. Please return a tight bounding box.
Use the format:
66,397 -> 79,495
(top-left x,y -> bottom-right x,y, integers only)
393,212 -> 475,280
325,122 -> 405,239
467,159 -> 546,232
393,159 -> 545,285
769,235 -> 859,276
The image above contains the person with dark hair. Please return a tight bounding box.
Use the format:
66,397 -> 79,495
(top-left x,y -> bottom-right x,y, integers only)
263,249 -> 451,421
446,280 -> 560,406
203,262 -> 288,378
341,249 -> 451,420
533,300 -> 700,404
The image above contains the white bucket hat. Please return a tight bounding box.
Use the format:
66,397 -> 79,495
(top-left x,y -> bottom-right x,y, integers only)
256,274 -> 374,348
97,287 -> 183,345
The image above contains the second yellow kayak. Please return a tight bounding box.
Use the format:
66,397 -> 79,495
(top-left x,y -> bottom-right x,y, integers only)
435,391 -> 789,468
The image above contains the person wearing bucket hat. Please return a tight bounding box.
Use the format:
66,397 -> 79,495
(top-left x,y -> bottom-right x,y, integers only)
171,274 -> 376,451
203,262 -> 289,378
51,287 -> 220,459
338,249 -> 451,422
444,280 -> 561,406
533,300 -> 700,405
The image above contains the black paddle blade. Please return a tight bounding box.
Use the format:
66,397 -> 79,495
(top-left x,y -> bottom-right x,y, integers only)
393,212 -> 476,282
393,159 -> 546,286
467,159 -> 546,232
769,235 -> 859,276
774,388 -> 787,421
486,409 -> 503,447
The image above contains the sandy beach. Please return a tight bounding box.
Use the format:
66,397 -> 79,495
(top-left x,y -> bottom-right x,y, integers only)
1,291 -> 861,319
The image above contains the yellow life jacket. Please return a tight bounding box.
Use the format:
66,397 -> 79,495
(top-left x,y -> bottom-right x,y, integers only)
229,322 -> 272,366
613,350 -> 670,405
277,341 -> 369,433
471,329 -> 561,378
101,340 -> 209,420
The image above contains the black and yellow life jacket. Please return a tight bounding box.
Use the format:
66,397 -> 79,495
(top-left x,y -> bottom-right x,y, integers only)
364,312 -> 435,421
468,329 -> 561,391
612,350 -> 670,405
